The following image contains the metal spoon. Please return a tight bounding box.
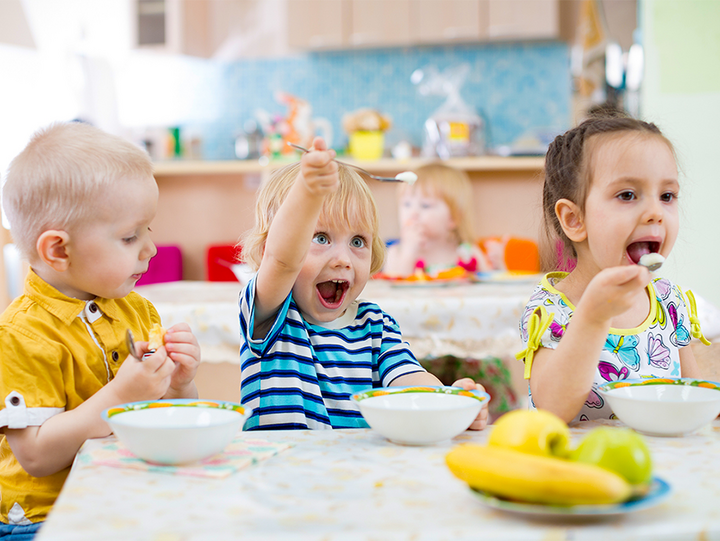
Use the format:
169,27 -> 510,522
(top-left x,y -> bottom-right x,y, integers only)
286,142 -> 417,183
639,253 -> 665,272
125,329 -> 142,361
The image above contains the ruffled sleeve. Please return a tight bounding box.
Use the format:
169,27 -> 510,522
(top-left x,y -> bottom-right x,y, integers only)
683,289 -> 711,346
516,306 -> 553,379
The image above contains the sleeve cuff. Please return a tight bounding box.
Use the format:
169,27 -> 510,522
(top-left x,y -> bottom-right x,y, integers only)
0,391 -> 64,429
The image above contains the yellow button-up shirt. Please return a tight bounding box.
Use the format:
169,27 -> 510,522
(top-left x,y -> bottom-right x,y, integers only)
0,270 -> 161,524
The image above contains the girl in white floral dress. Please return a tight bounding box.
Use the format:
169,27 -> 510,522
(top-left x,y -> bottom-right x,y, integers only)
517,114 -> 709,423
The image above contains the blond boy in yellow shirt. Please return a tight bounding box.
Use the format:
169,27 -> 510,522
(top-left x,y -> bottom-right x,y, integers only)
0,122 -> 201,535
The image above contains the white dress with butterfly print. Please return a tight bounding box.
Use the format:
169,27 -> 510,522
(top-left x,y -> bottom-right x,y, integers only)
519,273 -> 694,423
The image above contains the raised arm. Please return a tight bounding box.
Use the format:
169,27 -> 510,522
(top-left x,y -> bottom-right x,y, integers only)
529,265 -> 651,422
253,138 -> 339,331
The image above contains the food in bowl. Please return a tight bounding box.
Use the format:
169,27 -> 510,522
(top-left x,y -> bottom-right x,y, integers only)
351,386 -> 489,445
103,399 -> 251,465
598,378 -> 720,436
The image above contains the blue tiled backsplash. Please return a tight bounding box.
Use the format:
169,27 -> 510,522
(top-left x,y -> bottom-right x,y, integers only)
177,42 -> 570,160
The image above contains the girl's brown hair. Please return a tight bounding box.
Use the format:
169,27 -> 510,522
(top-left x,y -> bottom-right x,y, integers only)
241,162 -> 386,274
542,115 -> 672,270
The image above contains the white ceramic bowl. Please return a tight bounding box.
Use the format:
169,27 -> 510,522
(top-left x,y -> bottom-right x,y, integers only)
351,386 -> 489,445
102,399 -> 251,464
598,378 -> 720,437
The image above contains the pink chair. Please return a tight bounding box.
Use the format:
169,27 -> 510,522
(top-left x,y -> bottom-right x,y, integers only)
136,245 -> 183,285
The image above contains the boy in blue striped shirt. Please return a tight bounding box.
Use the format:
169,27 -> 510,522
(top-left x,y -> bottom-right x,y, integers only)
238,137 -> 488,430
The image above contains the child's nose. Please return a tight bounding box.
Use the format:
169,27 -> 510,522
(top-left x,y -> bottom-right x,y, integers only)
643,198 -> 664,223
330,246 -> 352,268
141,238 -> 157,261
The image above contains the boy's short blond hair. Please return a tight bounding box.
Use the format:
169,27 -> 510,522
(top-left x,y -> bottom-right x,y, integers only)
242,162 -> 386,275
398,162 -> 475,245
3,122 -> 154,261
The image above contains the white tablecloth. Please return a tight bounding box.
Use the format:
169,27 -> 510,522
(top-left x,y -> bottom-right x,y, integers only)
37,419 -> 720,541
135,278 -> 539,364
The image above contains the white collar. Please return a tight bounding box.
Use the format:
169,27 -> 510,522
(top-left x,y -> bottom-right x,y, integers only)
303,300 -> 359,329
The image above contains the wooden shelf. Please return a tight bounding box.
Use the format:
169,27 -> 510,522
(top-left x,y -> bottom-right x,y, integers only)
152,156 -> 545,177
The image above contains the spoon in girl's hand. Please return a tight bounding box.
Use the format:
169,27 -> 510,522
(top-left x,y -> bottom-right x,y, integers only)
287,142 -> 417,184
639,253 -> 665,272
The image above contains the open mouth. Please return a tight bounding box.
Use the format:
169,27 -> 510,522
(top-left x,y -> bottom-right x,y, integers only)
626,241 -> 660,264
316,280 -> 349,309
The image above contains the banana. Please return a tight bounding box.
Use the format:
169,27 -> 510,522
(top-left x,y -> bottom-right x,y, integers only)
446,444 -> 632,506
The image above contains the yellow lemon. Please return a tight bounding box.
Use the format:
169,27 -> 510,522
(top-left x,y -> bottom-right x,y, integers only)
488,409 -> 570,458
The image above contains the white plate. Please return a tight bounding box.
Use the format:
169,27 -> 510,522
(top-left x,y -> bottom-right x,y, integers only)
470,477 -> 671,518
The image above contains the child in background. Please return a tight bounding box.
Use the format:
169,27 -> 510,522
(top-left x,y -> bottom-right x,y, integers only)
238,138 -> 488,430
0,122 -> 201,536
383,162 -> 516,420
517,115 -> 708,423
383,163 -> 496,277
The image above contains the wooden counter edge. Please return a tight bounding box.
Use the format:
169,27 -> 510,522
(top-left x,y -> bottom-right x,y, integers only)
153,156 -> 546,177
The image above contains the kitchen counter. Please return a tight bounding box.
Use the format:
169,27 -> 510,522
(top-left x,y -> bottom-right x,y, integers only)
152,155 -> 546,176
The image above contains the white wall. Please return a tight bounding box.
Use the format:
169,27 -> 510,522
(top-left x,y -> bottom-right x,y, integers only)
641,0 -> 720,307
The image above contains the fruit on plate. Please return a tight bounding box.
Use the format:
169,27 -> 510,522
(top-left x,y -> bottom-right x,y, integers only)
488,409 -> 570,458
446,444 -> 632,506
570,427 -> 653,486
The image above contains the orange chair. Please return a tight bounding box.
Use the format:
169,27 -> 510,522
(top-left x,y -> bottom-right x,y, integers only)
206,244 -> 242,282
478,237 -> 540,273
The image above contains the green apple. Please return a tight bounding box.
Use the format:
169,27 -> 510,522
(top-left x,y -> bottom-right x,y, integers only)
570,427 -> 653,486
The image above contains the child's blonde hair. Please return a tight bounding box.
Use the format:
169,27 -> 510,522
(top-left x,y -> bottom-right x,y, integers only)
398,163 -> 475,244
242,162 -> 386,275
3,122 -> 154,261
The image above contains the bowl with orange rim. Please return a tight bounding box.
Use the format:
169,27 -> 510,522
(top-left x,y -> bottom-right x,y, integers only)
351,386 -> 490,445
102,399 -> 251,464
598,378 -> 720,437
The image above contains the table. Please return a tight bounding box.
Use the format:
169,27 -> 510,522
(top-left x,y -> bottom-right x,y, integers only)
36,419 -> 720,540
135,278 -> 540,364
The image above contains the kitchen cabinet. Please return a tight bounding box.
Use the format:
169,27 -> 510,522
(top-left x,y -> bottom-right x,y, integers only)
410,0 -> 485,44
135,0 -> 290,59
487,0 -> 559,41
150,157 -> 545,280
135,0 -> 565,58
286,0 -> 413,51
286,0 -> 349,50
348,0 -> 411,48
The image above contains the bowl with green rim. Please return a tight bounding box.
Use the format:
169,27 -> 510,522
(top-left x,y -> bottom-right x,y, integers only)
351,386 -> 489,445
102,399 -> 251,464
598,378 -> 720,436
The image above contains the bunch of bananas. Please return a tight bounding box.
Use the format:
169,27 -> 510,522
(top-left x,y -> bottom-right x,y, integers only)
445,410 -> 652,506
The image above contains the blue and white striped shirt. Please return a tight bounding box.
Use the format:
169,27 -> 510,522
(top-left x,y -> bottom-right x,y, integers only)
239,277 -> 425,430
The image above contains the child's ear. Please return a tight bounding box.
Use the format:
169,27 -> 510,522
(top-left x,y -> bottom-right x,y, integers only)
555,199 -> 586,243
37,230 -> 71,271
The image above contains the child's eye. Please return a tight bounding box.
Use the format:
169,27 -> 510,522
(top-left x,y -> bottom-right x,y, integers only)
351,237 -> 366,248
312,233 -> 330,245
661,192 -> 677,203
123,236 -> 137,244
617,191 -> 636,201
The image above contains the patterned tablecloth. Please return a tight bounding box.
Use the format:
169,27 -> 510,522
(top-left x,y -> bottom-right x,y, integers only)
37,419 -> 720,541
135,278 -> 540,364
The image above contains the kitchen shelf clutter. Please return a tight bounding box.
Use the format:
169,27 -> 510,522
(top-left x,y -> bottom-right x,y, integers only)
150,157 -> 546,281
